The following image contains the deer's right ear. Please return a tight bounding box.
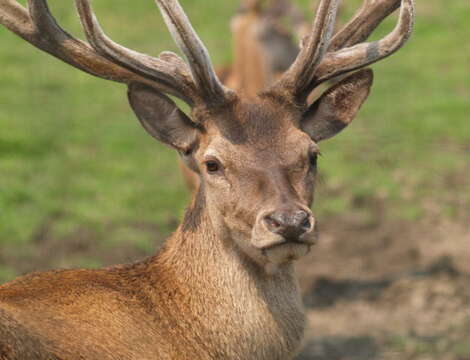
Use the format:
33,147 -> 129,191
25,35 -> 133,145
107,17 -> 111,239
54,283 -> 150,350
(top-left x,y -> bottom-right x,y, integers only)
128,83 -> 200,155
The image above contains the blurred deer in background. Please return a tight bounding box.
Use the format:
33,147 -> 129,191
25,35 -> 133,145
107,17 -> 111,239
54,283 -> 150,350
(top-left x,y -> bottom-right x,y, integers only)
0,0 -> 413,359
225,0 -> 304,97
226,0 -> 347,91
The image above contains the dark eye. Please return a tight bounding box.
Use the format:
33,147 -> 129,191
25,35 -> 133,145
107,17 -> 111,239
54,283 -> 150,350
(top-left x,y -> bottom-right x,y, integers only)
309,153 -> 318,168
205,160 -> 220,174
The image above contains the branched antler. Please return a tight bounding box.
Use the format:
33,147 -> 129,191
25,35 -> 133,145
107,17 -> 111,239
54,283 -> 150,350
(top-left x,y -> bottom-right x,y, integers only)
329,0 -> 402,51
269,0 -> 415,103
0,0 -> 232,108
276,0 -> 340,97
154,0 -> 233,102
315,0 -> 414,85
75,0 -> 195,102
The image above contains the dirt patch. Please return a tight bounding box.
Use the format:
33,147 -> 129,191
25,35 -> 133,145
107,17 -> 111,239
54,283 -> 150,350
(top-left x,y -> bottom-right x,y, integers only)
296,214 -> 470,360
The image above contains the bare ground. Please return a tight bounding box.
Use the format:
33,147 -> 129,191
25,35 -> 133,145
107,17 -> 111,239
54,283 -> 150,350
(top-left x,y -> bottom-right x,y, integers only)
296,213 -> 470,360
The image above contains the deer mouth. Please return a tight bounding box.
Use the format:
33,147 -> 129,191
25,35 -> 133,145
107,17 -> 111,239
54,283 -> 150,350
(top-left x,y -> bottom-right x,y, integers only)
259,236 -> 311,251
251,219 -> 317,253
261,241 -> 311,265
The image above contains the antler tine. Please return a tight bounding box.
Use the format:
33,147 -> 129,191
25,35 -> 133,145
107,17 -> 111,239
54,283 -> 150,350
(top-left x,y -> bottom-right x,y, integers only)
75,0 -> 196,105
154,0 -> 234,104
314,0 -> 414,85
2,0 -> 106,77
329,0 -> 401,52
0,0 -> 34,38
0,0 -> 197,104
272,0 -> 340,101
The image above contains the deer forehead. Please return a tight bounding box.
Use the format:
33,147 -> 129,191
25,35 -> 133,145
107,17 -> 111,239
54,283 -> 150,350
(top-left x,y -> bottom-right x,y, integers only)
199,98 -> 308,142
200,124 -> 314,168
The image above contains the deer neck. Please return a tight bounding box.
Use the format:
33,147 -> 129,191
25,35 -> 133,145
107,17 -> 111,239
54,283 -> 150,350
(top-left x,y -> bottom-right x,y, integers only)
147,189 -> 306,358
156,193 -> 303,304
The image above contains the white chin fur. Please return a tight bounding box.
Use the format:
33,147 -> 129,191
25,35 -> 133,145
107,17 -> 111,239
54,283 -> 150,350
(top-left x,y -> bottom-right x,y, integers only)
264,243 -> 310,266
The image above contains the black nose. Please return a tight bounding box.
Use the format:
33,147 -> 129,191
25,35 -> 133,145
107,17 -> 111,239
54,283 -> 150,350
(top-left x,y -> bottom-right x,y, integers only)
264,210 -> 313,239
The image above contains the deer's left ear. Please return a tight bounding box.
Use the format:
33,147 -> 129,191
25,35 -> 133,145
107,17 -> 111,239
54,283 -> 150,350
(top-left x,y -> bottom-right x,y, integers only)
301,69 -> 374,142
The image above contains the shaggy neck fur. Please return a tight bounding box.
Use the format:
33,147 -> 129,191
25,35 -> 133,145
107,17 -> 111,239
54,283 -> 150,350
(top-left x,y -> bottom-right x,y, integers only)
145,188 -> 306,359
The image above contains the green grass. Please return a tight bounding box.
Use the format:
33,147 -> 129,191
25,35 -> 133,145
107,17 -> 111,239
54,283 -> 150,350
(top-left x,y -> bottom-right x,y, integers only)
1,0 -> 469,275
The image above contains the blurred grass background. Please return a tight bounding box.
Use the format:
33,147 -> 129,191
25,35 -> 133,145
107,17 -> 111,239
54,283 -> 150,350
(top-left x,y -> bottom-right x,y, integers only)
0,0 -> 469,282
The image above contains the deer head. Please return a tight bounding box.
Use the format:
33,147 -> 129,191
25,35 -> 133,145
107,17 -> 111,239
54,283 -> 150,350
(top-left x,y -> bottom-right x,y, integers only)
0,0 -> 414,272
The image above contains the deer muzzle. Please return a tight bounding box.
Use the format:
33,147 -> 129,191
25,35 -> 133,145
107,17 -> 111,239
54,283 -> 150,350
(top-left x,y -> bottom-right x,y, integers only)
251,207 -> 316,251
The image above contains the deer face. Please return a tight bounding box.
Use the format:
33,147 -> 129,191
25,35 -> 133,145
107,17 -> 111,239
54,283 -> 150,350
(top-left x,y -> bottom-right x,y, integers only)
129,69 -> 373,269
194,100 -> 318,267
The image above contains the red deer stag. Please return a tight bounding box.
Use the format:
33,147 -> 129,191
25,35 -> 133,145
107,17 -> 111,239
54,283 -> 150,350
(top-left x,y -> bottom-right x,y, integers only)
0,0 -> 414,359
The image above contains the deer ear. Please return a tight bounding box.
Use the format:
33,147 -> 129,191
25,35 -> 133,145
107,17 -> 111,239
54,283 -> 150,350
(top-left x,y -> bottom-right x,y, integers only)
128,83 -> 199,154
301,69 -> 374,142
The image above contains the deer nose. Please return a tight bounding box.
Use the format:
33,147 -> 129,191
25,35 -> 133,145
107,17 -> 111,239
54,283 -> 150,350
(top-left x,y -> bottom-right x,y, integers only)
263,210 -> 313,239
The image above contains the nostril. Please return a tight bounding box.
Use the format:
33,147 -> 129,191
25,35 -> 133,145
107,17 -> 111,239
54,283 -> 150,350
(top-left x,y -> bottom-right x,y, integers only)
264,216 -> 281,232
301,217 -> 311,230
293,210 -> 314,234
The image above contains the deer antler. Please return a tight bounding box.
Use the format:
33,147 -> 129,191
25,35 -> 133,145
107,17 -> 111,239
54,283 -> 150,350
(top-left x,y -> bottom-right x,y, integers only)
74,0 -> 195,101
274,0 -> 340,97
0,0 -> 231,108
154,0 -> 234,103
329,0 -> 402,51
315,0 -> 414,85
270,0 -> 415,102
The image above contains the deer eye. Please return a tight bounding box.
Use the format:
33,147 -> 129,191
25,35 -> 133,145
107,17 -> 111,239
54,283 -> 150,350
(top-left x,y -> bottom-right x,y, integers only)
205,160 -> 221,174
